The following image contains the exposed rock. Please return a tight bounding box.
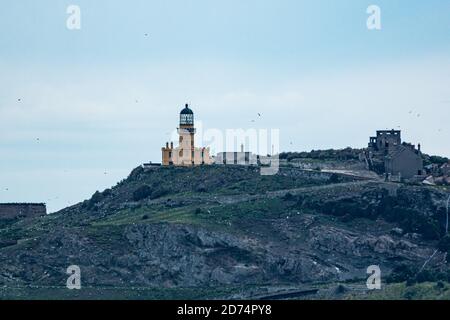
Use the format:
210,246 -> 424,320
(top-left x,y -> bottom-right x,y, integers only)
391,227 -> 404,236
0,164 -> 448,299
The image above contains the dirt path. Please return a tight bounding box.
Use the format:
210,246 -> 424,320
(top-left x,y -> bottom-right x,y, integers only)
207,180 -> 386,205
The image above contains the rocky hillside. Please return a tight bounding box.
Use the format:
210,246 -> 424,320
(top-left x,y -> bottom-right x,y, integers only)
1,162 -> 450,300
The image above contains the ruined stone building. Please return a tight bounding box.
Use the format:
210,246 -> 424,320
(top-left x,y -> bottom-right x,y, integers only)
0,203 -> 46,220
365,130 -> 424,180
162,104 -> 213,166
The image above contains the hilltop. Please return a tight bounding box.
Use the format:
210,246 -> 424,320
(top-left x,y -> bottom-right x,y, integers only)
1,153 -> 450,300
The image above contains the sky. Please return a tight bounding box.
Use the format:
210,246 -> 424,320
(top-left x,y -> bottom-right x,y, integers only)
0,0 -> 449,212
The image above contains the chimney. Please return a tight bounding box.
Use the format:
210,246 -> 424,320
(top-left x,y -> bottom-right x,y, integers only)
418,143 -> 421,152
166,142 -> 169,149
170,142 -> 174,149
240,143 -> 244,153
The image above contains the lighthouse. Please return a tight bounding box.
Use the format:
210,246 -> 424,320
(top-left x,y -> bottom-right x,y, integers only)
162,104 -> 212,166
178,104 -> 196,165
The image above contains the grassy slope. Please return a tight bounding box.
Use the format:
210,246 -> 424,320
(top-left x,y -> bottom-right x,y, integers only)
354,282 -> 450,300
1,163 -> 449,299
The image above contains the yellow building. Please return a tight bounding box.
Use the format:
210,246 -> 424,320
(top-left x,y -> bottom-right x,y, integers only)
162,104 -> 213,166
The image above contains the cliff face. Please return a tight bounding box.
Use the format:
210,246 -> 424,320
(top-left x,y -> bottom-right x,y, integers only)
0,164 -> 449,299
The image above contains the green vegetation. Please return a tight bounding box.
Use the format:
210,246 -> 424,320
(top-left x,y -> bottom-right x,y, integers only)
133,185 -> 152,201
124,165 -> 345,200
423,154 -> 449,167
91,196 -> 290,235
85,225 -> 125,249
361,282 -> 450,300
82,190 -> 105,211
376,192 -> 441,240
280,148 -> 362,162
438,235 -> 450,255
0,285 -> 246,300
2,160 -> 450,300
297,187 -> 442,241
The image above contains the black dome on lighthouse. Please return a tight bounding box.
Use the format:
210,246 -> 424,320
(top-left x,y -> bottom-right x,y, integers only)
180,104 -> 193,115
180,103 -> 194,126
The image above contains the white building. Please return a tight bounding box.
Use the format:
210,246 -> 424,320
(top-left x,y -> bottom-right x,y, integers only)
214,144 -> 258,165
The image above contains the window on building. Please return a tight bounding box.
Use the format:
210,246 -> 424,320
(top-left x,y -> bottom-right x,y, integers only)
180,114 -> 194,125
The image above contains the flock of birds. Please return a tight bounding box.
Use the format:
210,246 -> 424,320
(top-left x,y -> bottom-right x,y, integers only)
9,56 -> 447,204
4,97 -> 115,204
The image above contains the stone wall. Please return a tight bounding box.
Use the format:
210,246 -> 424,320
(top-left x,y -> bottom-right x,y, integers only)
0,203 -> 46,220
